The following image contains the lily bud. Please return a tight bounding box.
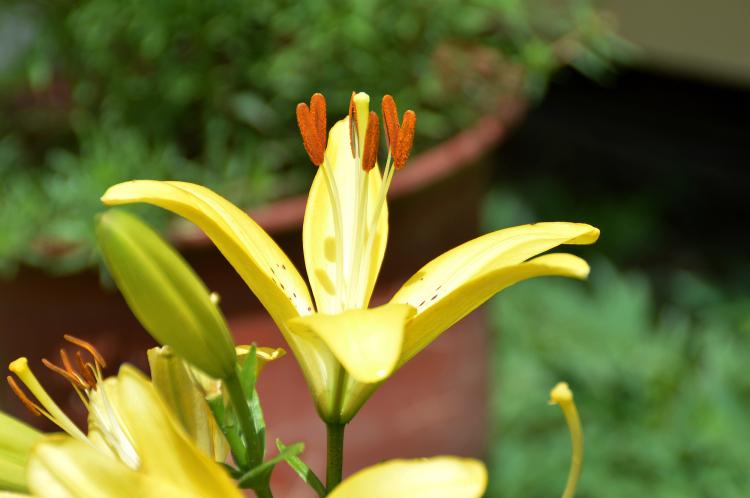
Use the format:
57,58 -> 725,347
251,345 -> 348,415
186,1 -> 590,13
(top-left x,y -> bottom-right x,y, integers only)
96,209 -> 236,379
147,346 -> 228,461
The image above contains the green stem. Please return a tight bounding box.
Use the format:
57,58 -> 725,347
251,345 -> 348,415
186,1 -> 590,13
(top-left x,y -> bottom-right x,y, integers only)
225,371 -> 263,468
325,422 -> 346,493
254,480 -> 274,498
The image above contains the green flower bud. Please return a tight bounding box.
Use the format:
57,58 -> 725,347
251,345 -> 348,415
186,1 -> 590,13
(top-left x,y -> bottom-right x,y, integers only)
96,209 -> 236,379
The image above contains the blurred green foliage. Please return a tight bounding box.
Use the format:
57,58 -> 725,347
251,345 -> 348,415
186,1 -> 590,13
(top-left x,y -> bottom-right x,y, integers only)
484,189 -> 750,497
0,0 -> 624,275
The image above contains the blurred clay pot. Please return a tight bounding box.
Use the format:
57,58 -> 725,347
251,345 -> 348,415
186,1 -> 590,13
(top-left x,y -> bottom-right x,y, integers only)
0,101 -> 526,497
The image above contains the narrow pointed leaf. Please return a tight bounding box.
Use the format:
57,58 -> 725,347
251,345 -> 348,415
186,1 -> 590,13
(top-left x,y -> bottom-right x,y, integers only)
276,440 -> 326,497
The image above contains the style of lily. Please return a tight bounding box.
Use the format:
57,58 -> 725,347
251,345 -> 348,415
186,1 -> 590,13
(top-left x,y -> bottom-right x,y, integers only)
100,92 -> 598,453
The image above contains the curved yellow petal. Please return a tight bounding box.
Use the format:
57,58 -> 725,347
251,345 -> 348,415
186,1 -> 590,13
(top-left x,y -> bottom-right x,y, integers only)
287,303 -> 414,384
303,117 -> 388,313
102,181 -> 313,323
400,253 -> 590,364
27,436 -> 188,498
329,457 -> 487,498
338,253 -> 590,421
107,366 -> 243,498
101,181 -> 335,401
391,223 -> 598,364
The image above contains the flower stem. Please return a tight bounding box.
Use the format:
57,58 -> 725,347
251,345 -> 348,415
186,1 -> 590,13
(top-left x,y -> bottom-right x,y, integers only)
325,422 -> 346,493
254,480 -> 274,498
225,371 -> 264,468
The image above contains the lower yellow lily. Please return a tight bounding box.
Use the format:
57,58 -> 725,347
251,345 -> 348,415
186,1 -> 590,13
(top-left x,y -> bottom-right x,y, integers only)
22,366 -> 243,498
101,91 -> 599,422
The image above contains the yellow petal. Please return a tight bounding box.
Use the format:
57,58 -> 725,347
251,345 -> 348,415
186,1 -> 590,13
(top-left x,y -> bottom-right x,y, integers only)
101,181 -> 334,401
328,457 -> 487,498
391,223 -> 598,364
107,366 -> 243,498
101,181 -> 313,324
303,118 -> 388,313
401,252 -> 590,364
27,436 -> 187,498
287,303 -> 414,384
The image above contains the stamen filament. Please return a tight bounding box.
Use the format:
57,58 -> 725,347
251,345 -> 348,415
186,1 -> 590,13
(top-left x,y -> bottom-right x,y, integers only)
9,358 -> 88,441
350,167 -> 369,308
322,154 -> 346,311
366,153 -> 394,249
550,382 -> 583,498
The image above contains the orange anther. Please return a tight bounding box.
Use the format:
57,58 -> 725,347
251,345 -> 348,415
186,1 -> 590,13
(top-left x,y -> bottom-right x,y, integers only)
296,102 -> 325,166
310,93 -> 327,151
64,334 -> 106,368
75,351 -> 96,389
60,349 -> 74,376
7,376 -> 41,416
393,110 -> 416,170
381,95 -> 400,153
362,111 -> 380,172
42,358 -> 87,390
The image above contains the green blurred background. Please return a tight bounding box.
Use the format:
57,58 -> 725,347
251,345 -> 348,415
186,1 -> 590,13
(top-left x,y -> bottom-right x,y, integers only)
1,0 -> 749,496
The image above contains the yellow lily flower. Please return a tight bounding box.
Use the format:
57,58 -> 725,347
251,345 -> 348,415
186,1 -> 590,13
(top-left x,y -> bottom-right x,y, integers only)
101,91 -> 599,422
328,457 -> 487,498
12,363 -> 242,498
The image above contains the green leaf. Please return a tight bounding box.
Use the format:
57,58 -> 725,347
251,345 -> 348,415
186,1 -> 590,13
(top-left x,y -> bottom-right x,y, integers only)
276,439 -> 326,497
206,393 -> 248,470
237,442 -> 305,488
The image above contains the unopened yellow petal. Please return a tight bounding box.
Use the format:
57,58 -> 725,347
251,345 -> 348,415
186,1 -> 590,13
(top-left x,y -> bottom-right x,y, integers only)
391,223 -> 598,364
303,118 -> 388,313
399,253 -> 590,364
328,457 -> 487,498
287,303 -> 414,384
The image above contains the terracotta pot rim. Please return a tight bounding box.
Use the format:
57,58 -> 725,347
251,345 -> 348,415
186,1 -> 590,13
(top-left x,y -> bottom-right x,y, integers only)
174,99 -> 527,248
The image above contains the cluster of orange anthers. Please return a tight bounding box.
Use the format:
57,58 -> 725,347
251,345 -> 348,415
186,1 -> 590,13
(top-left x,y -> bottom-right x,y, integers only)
296,92 -> 416,171
7,334 -> 106,416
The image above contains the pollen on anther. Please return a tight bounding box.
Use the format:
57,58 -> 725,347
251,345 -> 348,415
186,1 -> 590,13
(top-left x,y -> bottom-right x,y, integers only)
393,110 -> 416,170
362,111 -> 380,172
348,92 -> 358,158
310,93 -> 327,151
381,95 -> 400,152
296,103 -> 325,166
